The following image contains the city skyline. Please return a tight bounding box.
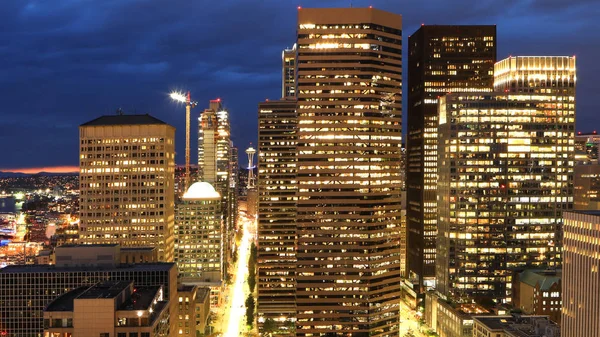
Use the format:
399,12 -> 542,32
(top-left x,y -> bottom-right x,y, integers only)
0,0 -> 598,170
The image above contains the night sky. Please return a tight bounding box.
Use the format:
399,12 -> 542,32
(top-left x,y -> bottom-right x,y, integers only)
0,0 -> 598,172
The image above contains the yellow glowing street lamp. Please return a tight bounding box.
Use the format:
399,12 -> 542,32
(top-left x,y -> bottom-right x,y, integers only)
170,91 -> 198,190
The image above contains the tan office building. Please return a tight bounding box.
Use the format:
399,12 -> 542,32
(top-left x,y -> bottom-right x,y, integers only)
79,114 -> 176,262
562,211 -> 600,337
44,281 -> 170,337
295,7 -> 403,336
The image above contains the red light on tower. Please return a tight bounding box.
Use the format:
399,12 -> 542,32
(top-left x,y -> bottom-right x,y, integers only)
578,131 -> 582,135
421,23 -> 424,26
217,98 -> 221,102
297,5 -> 302,10
369,5 -> 373,8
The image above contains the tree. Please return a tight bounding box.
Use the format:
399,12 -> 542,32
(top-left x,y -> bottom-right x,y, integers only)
248,264 -> 256,292
263,318 -> 277,334
245,294 -> 255,326
248,242 -> 258,292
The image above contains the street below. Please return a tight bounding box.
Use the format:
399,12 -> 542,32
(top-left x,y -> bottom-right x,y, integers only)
223,215 -> 253,337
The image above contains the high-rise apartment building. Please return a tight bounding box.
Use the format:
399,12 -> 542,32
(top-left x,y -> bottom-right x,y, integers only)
437,93 -> 575,303
295,8 -> 403,336
79,114 -> 176,262
562,211 -> 600,337
175,182 -> 223,284
257,99 -> 297,331
494,56 -> 576,95
406,25 -> 496,288
282,45 -> 297,98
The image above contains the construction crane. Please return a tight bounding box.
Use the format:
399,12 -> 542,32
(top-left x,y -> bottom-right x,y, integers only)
170,91 -> 198,190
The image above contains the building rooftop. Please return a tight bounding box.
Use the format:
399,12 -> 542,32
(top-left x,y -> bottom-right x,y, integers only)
121,247 -> 156,252
178,284 -> 196,293
45,286 -> 89,312
183,181 -> 221,200
519,269 -> 561,291
0,262 -> 175,274
78,281 -> 131,300
81,114 -> 168,127
196,287 -> 210,303
118,286 -> 161,311
46,281 -> 162,314
474,315 -> 559,336
58,243 -> 119,248
567,210 -> 600,216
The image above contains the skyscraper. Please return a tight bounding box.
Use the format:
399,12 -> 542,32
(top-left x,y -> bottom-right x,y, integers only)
79,114 -> 176,262
175,182 -> 223,284
494,56 -> 576,95
198,99 -> 235,269
437,93 -> 575,303
562,211 -> 600,337
257,99 -> 297,331
282,45 -> 297,99
295,8 -> 403,336
198,100 -> 221,183
406,25 -> 496,288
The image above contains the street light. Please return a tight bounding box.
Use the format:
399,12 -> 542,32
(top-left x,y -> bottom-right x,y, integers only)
170,91 -> 198,190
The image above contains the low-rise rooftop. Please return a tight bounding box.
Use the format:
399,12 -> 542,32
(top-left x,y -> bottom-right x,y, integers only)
118,286 -> 161,311
474,315 -> 560,337
0,262 -> 174,274
519,269 -> 561,291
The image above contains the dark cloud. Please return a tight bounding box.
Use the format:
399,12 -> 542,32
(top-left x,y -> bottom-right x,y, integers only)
0,0 -> 597,169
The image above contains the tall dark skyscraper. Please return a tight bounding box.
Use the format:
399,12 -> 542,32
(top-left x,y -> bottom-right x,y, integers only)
295,8 -> 403,336
257,99 -> 297,331
406,25 -> 496,288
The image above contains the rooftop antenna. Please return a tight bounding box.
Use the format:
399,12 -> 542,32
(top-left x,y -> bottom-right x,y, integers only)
116,108 -> 124,116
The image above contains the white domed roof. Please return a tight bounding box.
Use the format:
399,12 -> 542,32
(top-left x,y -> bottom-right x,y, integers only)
183,182 -> 221,200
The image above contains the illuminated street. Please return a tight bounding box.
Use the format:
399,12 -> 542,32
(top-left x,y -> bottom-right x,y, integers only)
399,301 -> 426,337
223,215 -> 253,337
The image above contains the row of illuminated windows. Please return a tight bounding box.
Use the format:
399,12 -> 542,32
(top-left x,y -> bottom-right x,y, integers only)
81,137 -> 169,144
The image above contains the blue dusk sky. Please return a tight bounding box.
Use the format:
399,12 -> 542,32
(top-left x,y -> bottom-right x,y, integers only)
0,0 -> 598,171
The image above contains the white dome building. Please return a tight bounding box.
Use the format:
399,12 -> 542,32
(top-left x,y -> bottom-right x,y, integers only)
176,181 -> 223,289
182,181 -> 221,200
